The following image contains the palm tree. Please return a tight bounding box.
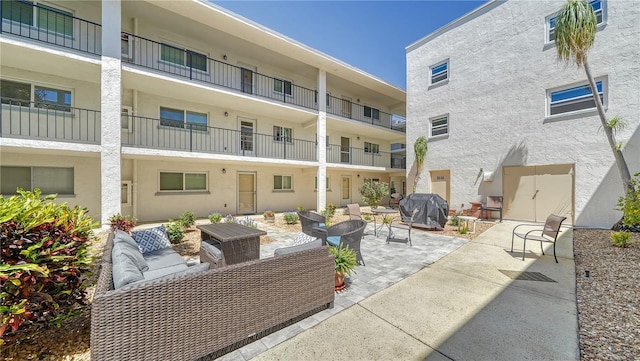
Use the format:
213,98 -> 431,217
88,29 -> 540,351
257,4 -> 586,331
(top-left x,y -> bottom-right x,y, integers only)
555,0 -> 633,195
413,136 -> 428,192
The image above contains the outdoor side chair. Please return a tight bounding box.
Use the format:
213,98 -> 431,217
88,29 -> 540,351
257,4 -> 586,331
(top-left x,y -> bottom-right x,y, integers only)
511,214 -> 567,263
298,210 -> 326,239
322,220 -> 367,266
347,203 -> 377,236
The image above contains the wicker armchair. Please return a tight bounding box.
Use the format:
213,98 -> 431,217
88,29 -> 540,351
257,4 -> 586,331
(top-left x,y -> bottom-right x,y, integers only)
298,210 -> 326,237
91,233 -> 335,361
322,220 -> 367,266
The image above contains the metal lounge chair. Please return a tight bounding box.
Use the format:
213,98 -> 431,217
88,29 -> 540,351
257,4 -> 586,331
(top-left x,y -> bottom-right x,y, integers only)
511,214 -> 567,263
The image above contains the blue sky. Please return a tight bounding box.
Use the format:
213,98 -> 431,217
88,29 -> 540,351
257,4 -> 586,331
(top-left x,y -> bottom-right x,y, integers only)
213,1 -> 486,89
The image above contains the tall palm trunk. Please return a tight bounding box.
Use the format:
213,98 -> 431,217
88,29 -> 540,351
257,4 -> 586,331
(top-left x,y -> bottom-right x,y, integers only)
583,58 -> 634,195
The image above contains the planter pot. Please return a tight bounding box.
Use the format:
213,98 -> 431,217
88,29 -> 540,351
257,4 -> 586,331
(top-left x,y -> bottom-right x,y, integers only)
264,216 -> 275,222
335,272 -> 346,291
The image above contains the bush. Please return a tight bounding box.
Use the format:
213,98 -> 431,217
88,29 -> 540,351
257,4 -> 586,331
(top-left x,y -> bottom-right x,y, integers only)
320,203 -> 336,224
178,211 -> 196,229
449,213 -> 460,227
617,172 -> 640,231
611,231 -> 631,248
208,212 -> 223,224
236,216 -> 257,228
283,212 -> 299,225
0,189 -> 98,345
359,181 -> 389,208
165,221 -> 184,244
108,213 -> 137,233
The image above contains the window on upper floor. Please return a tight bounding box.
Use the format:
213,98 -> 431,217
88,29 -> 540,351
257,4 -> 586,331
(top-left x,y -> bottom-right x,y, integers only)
548,79 -> 605,116
159,171 -> 207,192
364,106 -> 380,120
159,107 -> 208,131
274,79 -> 292,96
1,166 -> 74,195
273,126 -> 293,143
547,0 -> 605,43
430,60 -> 449,85
1,79 -> 71,111
160,43 -> 207,72
273,175 -> 293,191
430,115 -> 449,137
2,1 -> 73,37
364,142 -> 380,154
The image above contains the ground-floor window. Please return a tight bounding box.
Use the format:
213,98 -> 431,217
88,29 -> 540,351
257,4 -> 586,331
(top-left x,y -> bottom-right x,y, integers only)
315,176 -> 331,190
159,171 -> 207,192
1,166 -> 74,195
273,175 -> 292,190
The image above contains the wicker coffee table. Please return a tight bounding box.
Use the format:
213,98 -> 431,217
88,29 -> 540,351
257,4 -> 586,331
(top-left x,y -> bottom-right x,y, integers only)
197,223 -> 266,265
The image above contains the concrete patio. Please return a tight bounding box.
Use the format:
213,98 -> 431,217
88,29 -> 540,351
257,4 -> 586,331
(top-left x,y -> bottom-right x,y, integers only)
216,220 -> 579,361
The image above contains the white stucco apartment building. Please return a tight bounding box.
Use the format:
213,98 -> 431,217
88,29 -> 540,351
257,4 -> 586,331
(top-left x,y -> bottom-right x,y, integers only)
406,0 -> 639,228
0,0 -> 407,225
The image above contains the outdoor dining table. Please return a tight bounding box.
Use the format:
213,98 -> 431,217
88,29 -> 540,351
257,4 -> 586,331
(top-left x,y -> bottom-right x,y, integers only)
197,223 -> 266,265
370,208 -> 408,244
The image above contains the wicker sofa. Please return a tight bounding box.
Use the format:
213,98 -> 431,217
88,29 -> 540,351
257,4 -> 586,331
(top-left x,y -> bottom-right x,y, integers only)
91,232 -> 335,361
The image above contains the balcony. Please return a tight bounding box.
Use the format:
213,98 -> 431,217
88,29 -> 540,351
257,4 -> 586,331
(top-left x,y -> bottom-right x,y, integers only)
1,0 -> 101,55
122,115 -> 318,162
122,33 -> 318,111
1,97 -> 100,144
326,95 -> 404,131
326,144 -> 405,169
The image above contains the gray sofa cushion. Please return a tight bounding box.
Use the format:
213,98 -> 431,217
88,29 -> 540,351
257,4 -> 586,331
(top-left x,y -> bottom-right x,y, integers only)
143,247 -> 187,270
112,249 -> 144,289
200,241 -> 223,261
114,230 -> 139,249
142,263 -> 189,280
274,238 -> 323,256
134,262 -> 210,286
112,241 -> 149,272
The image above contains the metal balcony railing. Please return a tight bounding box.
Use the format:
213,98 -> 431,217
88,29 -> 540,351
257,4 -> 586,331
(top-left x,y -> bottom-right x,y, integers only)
390,157 -> 406,169
0,97 -> 101,144
1,0 -> 102,55
121,33 -> 319,111
122,115 -> 318,162
326,94 -> 404,131
326,144 -> 405,169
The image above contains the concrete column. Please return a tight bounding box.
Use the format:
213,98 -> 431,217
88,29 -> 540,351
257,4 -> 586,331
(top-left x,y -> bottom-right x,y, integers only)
100,0 -> 122,227
317,70 -> 327,211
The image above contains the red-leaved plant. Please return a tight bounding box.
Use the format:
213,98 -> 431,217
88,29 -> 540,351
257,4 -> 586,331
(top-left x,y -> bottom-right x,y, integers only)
108,213 -> 137,234
0,189 -> 97,345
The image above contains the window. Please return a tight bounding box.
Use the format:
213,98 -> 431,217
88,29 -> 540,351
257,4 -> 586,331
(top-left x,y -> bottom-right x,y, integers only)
549,80 -> 604,116
159,172 -> 207,192
160,43 -> 207,71
430,115 -> 449,137
315,177 -> 330,190
1,166 -> 74,195
1,79 -> 71,111
364,106 -> 380,120
273,175 -> 292,190
121,181 -> 131,206
364,142 -> 380,154
273,126 -> 293,143
364,178 -> 380,184
1,1 -> 73,37
274,79 -> 292,96
160,107 -> 207,130
547,0 -> 604,42
430,60 -> 449,85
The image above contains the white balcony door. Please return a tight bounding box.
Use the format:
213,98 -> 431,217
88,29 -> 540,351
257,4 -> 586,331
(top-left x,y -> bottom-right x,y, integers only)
239,117 -> 256,155
340,137 -> 350,163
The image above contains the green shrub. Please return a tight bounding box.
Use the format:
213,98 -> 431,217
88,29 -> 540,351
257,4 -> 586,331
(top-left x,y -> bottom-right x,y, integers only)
458,224 -> 468,235
178,211 -> 196,228
283,212 -> 299,225
617,172 -> 640,230
165,221 -> 184,244
449,212 -> 461,227
296,206 -> 305,212
0,189 -> 98,345
108,213 -> 137,233
359,181 -> 389,208
208,212 -> 223,224
611,231 -> 631,248
320,203 -> 336,224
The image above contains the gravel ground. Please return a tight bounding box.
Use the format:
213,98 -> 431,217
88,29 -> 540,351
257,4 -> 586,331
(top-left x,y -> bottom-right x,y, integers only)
573,228 -> 640,360
2,218 -> 638,360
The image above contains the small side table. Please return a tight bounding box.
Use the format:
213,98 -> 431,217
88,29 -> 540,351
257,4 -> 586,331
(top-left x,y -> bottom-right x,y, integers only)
457,216 -> 479,234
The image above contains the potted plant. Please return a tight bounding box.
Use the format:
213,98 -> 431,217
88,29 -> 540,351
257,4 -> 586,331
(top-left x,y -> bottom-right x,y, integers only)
329,245 -> 357,291
263,209 -> 275,221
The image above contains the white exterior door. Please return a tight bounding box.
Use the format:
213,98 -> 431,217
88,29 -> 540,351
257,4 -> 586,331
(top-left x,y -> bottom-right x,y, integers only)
341,176 -> 351,206
237,172 -> 256,214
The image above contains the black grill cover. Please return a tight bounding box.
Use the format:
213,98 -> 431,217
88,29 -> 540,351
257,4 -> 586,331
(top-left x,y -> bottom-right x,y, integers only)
399,193 -> 449,230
